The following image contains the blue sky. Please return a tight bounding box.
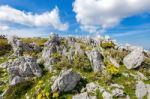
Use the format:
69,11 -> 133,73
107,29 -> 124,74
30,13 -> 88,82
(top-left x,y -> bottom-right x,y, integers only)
0,0 -> 150,50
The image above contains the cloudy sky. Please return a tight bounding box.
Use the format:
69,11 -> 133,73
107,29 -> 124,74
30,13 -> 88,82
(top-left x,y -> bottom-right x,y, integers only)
0,0 -> 150,49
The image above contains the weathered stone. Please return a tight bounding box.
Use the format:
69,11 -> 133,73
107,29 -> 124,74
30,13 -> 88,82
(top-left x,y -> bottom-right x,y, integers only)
51,69 -> 81,92
102,91 -> 112,99
112,88 -> 124,97
135,81 -> 147,99
109,57 -> 120,68
86,82 -> 99,92
72,92 -> 97,99
86,49 -> 105,72
7,56 -> 42,85
8,36 -> 41,56
123,48 -> 144,69
146,84 -> 150,99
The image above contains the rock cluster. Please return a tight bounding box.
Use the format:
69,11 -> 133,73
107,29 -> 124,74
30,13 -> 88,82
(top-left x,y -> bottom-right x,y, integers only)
6,57 -> 42,85
8,36 -> 41,56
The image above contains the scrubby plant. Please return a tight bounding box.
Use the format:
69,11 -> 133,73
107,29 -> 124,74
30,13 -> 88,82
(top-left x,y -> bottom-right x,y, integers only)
73,54 -> 92,72
0,38 -> 11,56
51,52 -> 62,60
100,41 -> 115,49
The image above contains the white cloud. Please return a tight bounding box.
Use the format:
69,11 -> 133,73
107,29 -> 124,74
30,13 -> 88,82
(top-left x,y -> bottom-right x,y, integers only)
0,5 -> 68,31
73,0 -> 150,33
0,25 -> 10,30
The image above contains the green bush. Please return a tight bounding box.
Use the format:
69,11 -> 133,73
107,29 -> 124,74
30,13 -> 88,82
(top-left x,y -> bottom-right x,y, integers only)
0,38 -> 11,56
51,52 -> 62,60
73,54 -> 92,72
100,41 -> 115,49
4,80 -> 34,99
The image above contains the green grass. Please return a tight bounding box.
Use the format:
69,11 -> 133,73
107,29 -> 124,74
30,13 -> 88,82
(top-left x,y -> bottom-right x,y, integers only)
22,38 -> 48,47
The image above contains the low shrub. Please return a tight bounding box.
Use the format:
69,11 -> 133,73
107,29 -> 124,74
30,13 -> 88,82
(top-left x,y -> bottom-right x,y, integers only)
100,41 -> 115,49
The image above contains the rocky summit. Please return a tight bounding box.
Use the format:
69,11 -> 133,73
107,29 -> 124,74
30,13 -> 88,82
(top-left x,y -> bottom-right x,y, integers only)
0,34 -> 149,99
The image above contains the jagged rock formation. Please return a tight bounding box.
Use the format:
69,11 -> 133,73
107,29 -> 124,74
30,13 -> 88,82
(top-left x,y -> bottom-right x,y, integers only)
51,69 -> 81,92
86,49 -> 105,72
123,48 -> 144,69
5,57 -> 42,85
135,81 -> 150,99
0,34 -> 149,99
8,36 -> 41,56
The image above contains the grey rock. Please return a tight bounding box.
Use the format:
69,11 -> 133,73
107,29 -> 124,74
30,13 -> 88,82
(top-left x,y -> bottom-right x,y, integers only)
8,36 -> 41,56
7,56 -> 42,85
102,91 -> 112,99
112,88 -> 124,97
72,92 -> 97,99
86,82 -> 99,92
109,57 -> 120,68
86,49 -> 105,72
51,69 -> 81,92
136,71 -> 148,80
123,48 -> 144,69
135,81 -> 147,99
146,84 -> 150,99
110,84 -> 124,89
42,34 -> 61,71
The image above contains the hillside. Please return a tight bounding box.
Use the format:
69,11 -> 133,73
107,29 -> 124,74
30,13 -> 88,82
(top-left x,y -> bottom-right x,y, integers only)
0,34 -> 150,99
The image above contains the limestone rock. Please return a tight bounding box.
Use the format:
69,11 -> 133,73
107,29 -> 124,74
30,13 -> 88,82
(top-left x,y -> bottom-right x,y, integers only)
7,56 -> 42,85
51,69 -> 81,92
86,82 -> 99,92
8,36 -> 41,56
86,49 -> 105,72
72,92 -> 97,99
135,81 -> 147,99
109,57 -> 120,68
123,48 -> 144,69
102,91 -> 112,99
112,88 -> 124,97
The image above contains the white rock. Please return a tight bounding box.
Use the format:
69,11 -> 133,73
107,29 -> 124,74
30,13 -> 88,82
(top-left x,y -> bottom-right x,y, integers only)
102,91 -> 112,99
135,81 -> 147,99
112,88 -> 124,97
123,48 -> 144,69
72,92 -> 97,99
51,69 -> 81,92
86,82 -> 99,92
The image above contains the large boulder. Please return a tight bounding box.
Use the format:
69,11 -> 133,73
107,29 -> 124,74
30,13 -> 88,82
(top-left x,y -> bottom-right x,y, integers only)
72,92 -> 96,99
123,48 -> 144,69
7,56 -> 42,85
86,49 -> 105,72
51,69 -> 81,92
135,81 -> 147,99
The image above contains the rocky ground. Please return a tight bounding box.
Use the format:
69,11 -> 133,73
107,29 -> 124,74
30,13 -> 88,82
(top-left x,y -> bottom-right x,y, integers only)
0,34 -> 149,99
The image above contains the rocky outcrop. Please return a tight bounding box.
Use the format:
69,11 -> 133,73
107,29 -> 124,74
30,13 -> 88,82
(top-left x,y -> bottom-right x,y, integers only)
72,92 -> 97,99
102,91 -> 112,99
8,36 -> 24,56
8,36 -> 41,56
123,48 -> 144,69
6,56 -> 42,85
112,88 -> 124,97
86,49 -> 105,72
135,81 -> 147,99
51,69 -> 81,92
42,34 -> 61,71
86,82 -> 100,92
